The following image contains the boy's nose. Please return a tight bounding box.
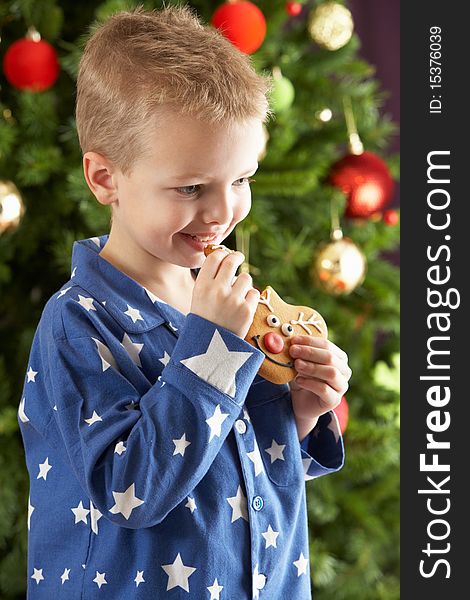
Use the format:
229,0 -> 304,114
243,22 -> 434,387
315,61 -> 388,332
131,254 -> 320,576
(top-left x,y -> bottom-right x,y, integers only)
202,193 -> 233,225
263,332 -> 284,354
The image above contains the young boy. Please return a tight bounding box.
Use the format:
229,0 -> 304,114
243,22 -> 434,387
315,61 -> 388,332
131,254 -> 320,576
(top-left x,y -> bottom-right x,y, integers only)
19,5 -> 351,599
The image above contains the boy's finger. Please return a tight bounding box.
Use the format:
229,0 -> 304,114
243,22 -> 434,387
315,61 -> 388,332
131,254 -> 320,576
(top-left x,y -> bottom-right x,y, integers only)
197,248 -> 232,281
215,252 -> 245,287
292,336 -> 348,363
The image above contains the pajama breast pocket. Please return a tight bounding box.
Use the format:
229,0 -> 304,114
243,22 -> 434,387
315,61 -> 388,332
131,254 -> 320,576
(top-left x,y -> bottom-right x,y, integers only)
245,379 -> 303,487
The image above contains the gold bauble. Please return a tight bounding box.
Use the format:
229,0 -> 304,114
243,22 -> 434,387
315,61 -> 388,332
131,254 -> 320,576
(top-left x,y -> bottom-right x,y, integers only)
308,2 -> 354,51
0,179 -> 25,234
311,235 -> 366,295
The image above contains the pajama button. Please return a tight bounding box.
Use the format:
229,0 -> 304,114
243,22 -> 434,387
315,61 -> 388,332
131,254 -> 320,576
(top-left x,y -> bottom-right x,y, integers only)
252,496 -> 264,511
235,419 -> 247,434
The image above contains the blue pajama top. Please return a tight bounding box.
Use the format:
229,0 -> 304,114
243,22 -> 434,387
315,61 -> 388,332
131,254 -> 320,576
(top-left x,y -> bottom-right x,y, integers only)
18,235 -> 344,599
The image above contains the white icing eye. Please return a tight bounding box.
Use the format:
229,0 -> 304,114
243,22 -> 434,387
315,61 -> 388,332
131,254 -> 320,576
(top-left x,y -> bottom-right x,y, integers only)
267,314 -> 281,327
281,323 -> 295,337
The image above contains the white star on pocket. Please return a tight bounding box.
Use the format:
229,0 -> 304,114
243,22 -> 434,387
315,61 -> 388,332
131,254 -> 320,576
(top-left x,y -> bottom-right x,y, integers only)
180,329 -> 252,398
265,439 -> 286,463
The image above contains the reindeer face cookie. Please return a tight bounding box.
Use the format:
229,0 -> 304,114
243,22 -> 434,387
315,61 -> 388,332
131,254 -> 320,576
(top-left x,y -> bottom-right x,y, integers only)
244,286 -> 328,384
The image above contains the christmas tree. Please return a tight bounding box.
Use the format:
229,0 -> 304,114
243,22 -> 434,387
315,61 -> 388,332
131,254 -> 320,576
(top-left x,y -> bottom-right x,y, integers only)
0,1 -> 399,598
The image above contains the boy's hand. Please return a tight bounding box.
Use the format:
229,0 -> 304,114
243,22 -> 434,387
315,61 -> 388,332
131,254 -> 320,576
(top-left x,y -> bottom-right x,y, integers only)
288,336 -> 352,437
190,248 -> 260,339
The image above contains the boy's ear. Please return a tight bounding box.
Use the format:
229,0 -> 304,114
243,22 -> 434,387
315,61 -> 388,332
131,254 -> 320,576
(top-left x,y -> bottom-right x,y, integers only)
83,152 -> 119,206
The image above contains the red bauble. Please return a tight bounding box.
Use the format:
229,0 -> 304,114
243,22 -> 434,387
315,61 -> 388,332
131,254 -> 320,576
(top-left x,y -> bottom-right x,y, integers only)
383,209 -> 399,226
328,151 -> 395,219
333,396 -> 349,434
3,37 -> 60,91
211,1 -> 267,54
286,2 -> 303,16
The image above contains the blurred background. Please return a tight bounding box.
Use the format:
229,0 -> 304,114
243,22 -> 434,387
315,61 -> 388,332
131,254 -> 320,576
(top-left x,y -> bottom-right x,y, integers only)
0,1 -> 399,598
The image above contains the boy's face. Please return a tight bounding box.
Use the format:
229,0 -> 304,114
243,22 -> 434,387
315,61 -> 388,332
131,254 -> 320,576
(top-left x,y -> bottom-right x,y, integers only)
107,110 -> 265,271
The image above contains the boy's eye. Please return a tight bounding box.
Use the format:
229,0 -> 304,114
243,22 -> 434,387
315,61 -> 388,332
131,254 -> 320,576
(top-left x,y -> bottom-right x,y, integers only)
175,177 -> 255,197
176,184 -> 200,196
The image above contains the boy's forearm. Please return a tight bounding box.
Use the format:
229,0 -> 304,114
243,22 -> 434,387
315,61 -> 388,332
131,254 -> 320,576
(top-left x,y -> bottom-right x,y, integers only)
295,414 -> 319,443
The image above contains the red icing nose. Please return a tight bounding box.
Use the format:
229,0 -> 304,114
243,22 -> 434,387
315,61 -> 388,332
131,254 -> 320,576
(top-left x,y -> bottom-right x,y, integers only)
263,332 -> 284,354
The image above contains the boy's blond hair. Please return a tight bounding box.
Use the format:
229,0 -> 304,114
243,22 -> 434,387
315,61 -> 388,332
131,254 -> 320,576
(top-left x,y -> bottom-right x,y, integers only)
76,3 -> 273,176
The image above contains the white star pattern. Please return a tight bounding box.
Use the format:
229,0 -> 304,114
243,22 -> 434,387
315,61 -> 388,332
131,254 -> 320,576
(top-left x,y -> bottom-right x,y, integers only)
265,439 -> 286,463
26,366 -> 38,382
185,497 -> 197,513
93,571 -> 107,588
168,321 -> 178,332
261,524 -> 280,549
135,570 -> 145,587
302,457 -> 316,481
37,457 -> 52,480
114,441 -> 126,455
121,333 -> 143,367
31,568 -> 44,584
92,337 -> 118,371
252,564 -> 266,599
161,553 -> 196,592
124,304 -> 143,323
18,397 -> 29,423
159,350 -> 171,366
28,496 -> 35,530
247,440 -> 265,476
173,433 -> 191,456
293,552 -> 309,576
206,405 -> 230,442
71,266 -> 77,277
61,568 -> 70,584
327,411 -> 341,443
226,485 -> 249,523
57,286 -> 72,298
77,295 -> 96,311
243,407 -> 251,422
207,578 -> 224,599
84,411 -> 102,426
71,501 -> 90,525
109,483 -> 145,520
90,500 -> 103,535
90,237 -> 101,248
180,329 -> 252,398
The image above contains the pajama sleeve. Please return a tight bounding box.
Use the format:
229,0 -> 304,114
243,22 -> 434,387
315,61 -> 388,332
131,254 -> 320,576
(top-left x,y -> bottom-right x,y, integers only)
32,302 -> 265,529
300,410 -> 345,479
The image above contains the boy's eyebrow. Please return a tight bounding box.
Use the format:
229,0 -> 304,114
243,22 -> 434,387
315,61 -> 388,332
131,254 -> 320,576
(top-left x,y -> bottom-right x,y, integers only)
170,165 -> 258,181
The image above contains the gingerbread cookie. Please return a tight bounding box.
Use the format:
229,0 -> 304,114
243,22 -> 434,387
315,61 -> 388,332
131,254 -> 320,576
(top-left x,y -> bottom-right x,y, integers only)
204,245 -> 328,384
245,286 -> 327,384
